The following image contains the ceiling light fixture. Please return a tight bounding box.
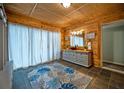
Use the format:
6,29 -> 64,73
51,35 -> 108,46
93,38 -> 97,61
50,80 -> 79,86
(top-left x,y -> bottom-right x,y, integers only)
61,0 -> 71,8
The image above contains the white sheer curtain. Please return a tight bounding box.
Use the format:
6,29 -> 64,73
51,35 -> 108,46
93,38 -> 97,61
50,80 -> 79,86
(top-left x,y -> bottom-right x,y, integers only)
8,23 -> 61,69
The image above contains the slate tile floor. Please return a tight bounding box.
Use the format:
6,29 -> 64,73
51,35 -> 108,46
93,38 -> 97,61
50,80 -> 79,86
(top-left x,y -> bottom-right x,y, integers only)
60,60 -> 124,89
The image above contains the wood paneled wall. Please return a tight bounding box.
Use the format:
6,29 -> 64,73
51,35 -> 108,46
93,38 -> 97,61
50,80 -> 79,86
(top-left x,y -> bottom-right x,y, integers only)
62,11 -> 124,67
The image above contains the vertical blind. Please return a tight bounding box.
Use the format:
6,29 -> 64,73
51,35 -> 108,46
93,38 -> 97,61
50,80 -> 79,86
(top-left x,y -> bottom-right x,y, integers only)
8,23 -> 61,69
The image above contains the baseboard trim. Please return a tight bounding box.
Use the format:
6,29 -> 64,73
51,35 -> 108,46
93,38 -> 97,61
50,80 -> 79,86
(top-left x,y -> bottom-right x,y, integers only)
103,60 -> 124,66
102,66 -> 124,74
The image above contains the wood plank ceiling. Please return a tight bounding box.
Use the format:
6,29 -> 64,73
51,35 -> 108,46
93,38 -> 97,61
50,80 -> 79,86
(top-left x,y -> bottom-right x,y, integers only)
4,3 -> 124,28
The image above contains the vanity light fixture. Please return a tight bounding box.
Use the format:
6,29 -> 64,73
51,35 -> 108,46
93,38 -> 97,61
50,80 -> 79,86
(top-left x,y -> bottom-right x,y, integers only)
71,30 -> 83,35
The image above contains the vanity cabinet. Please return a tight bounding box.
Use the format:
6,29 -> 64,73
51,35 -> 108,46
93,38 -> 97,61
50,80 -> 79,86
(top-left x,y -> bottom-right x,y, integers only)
62,50 -> 92,67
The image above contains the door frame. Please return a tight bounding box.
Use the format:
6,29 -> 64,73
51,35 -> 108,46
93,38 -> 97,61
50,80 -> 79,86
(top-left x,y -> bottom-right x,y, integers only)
100,19 -> 124,67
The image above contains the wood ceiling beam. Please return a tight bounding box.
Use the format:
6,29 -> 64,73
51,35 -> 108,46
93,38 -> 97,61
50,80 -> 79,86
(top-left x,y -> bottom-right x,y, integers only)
29,3 -> 37,16
65,3 -> 88,17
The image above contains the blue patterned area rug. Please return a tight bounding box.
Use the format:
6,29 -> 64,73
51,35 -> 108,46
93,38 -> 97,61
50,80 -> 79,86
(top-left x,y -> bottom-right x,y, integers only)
28,63 -> 92,89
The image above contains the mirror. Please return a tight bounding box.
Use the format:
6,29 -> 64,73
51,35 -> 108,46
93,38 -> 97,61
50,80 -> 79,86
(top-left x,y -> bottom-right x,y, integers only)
70,31 -> 84,47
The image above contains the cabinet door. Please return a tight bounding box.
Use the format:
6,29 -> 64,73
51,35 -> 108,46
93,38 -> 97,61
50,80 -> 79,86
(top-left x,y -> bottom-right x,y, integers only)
63,51 -> 69,60
77,53 -> 89,66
